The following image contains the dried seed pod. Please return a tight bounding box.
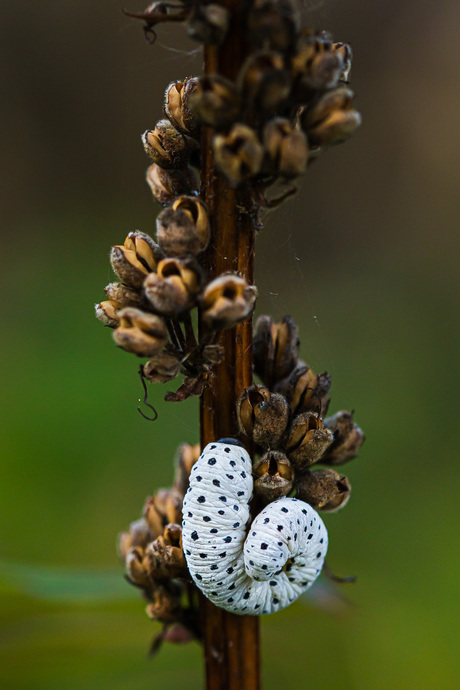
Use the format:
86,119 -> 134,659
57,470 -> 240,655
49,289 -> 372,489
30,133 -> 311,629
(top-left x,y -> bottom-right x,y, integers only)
306,106 -> 361,147
213,124 -> 264,187
237,385 -> 289,447
285,412 -> 333,470
144,496 -> 166,537
322,410 -> 364,465
152,488 -> 183,525
292,36 -> 343,95
146,586 -> 182,623
238,51 -> 291,112
145,524 -> 187,579
113,308 -> 168,356
332,42 -> 353,82
201,274 -> 258,329
156,195 -> 210,256
142,120 -> 191,169
110,231 -> 160,289
298,87 -> 354,129
126,546 -> 151,587
253,314 -> 299,387
296,468 -> 351,512
104,282 -> 140,308
173,443 -> 201,496
263,118 -> 308,178
253,450 -> 294,501
144,257 -> 201,317
164,77 -> 200,137
95,300 -> 120,327
143,351 -> 182,383
188,75 -> 241,130
187,3 -> 229,44
275,361 -> 331,416
146,163 -> 198,206
118,517 -> 152,561
246,0 -> 299,53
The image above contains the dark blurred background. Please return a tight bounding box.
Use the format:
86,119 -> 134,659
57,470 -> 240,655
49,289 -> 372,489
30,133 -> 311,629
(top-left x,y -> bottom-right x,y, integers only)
1,1 -> 459,688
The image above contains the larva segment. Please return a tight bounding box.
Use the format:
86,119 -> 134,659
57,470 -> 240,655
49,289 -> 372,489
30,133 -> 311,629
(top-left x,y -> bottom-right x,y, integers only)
182,440 -> 328,615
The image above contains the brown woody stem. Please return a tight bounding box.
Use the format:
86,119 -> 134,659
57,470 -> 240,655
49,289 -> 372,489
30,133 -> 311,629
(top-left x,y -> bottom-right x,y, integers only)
199,2 -> 260,688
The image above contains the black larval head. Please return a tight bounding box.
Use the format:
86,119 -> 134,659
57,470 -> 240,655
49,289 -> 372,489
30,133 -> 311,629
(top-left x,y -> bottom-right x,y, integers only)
217,437 -> 244,447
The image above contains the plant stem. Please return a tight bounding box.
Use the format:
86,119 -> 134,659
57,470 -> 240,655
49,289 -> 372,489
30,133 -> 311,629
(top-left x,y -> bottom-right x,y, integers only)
199,2 -> 260,688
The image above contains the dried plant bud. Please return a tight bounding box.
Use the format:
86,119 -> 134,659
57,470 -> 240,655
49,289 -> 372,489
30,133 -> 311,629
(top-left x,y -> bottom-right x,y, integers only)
296,468 -> 351,512
110,231 -> 159,288
239,51 -> 291,112
104,282 -> 140,308
201,274 -> 258,329
285,412 -> 333,469
113,308 -> 168,356
275,361 -> 331,416
237,385 -> 289,447
332,42 -> 353,82
322,410 -> 364,465
247,0 -> 299,53
146,163 -> 198,206
173,443 -> 201,496
119,517 -> 152,561
187,3 -> 229,44
263,118 -> 308,178
126,546 -> 151,587
253,450 -> 294,501
95,300 -> 120,327
188,75 -> 241,130
213,124 -> 264,187
142,119 -> 192,169
145,524 -> 187,579
144,257 -> 201,317
156,195 -> 210,256
146,586 -> 181,623
292,36 -> 343,94
305,104 -> 361,147
253,314 -> 299,387
299,87 -> 354,129
143,351 -> 182,383
144,496 -> 166,537
164,77 -> 200,137
152,488 -> 183,525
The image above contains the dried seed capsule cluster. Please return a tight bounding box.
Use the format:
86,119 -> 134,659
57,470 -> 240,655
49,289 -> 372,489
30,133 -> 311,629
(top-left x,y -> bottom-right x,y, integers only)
118,443 -> 202,648
236,314 -> 365,510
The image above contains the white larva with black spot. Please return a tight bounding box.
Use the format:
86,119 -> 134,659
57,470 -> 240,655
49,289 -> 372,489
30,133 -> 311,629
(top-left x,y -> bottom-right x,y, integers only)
182,439 -> 328,615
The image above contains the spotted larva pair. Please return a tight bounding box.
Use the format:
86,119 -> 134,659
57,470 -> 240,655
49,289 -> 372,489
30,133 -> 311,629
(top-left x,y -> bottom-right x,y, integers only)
182,439 -> 328,615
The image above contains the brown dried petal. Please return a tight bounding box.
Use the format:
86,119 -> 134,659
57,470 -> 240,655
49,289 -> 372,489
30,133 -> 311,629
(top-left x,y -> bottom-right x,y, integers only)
285,412 -> 333,469
201,274 -> 258,329
213,124 -> 264,188
237,385 -> 289,447
253,450 -> 294,501
113,308 -> 168,356
296,468 -> 351,512
188,75 -> 241,130
146,163 -> 198,206
322,410 -> 365,465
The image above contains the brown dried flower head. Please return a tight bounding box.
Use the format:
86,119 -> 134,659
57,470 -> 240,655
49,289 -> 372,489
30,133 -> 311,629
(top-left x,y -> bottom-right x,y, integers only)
144,257 -> 201,317
142,119 -> 191,169
201,274 -> 257,329
253,450 -> 294,501
322,410 -> 365,465
214,124 -> 264,187
164,77 -> 200,137
253,314 -> 299,387
238,51 -> 291,112
146,163 -> 198,206
285,411 -> 333,469
156,195 -> 210,256
188,75 -> 241,130
263,118 -> 308,178
237,385 -> 289,447
296,468 -> 351,512
113,307 -> 168,356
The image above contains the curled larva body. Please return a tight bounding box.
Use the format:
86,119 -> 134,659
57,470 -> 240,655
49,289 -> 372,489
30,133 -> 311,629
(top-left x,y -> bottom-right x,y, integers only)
182,439 -> 328,615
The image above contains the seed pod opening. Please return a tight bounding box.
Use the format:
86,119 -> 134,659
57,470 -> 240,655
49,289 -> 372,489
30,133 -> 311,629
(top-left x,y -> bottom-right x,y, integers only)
237,385 -> 289,447
144,257 -> 201,317
253,450 -> 294,501
156,195 -> 210,256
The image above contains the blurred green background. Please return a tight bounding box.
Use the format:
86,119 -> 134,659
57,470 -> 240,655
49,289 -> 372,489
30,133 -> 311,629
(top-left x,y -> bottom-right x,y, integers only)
1,0 -> 459,688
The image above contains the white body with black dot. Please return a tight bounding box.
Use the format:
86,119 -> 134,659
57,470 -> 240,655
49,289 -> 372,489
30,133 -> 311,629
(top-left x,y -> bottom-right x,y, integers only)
182,439 -> 328,615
